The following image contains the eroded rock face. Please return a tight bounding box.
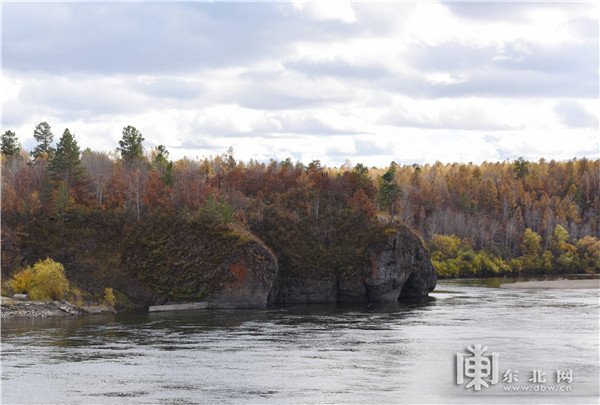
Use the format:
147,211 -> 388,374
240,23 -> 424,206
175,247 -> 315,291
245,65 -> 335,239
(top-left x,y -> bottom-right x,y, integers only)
270,225 -> 436,304
207,241 -> 279,309
365,226 -> 437,302
269,275 -> 337,304
337,277 -> 369,303
120,217 -> 279,309
364,241 -> 411,302
399,247 -> 437,298
122,228 -> 279,309
8,209 -> 433,310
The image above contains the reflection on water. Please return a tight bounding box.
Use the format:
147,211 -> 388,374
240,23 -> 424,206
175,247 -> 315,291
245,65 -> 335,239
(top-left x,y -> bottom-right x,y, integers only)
2,278 -> 599,404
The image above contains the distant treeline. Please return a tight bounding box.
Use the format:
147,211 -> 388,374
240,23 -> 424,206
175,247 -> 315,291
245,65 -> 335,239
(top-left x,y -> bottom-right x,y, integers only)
2,123 -> 599,277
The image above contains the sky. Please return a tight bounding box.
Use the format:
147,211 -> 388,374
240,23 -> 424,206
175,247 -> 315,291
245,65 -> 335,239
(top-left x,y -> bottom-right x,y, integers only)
2,1 -> 599,167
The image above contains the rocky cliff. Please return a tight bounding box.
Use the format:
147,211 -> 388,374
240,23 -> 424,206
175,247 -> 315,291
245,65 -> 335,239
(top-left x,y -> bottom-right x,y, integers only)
5,211 -> 435,309
8,212 -> 280,309
206,240 -> 279,309
120,215 -> 279,309
270,224 -> 436,304
366,225 -> 437,299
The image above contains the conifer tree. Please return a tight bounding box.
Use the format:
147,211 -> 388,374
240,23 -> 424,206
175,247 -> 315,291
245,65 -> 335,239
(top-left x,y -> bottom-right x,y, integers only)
48,128 -> 84,186
31,122 -> 54,160
118,126 -> 145,163
153,144 -> 173,186
512,157 -> 530,179
378,162 -> 400,222
1,130 -> 20,156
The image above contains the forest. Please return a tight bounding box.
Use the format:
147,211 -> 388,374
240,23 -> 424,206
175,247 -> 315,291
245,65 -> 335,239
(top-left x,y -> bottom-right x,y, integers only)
2,123 -> 599,284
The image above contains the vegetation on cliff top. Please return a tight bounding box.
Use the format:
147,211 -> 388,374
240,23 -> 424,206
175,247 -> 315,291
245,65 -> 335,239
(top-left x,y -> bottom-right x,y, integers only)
122,211 -> 257,301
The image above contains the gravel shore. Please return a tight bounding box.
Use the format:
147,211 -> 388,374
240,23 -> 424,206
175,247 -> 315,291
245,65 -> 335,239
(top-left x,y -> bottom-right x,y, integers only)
1,297 -> 113,319
501,278 -> 600,290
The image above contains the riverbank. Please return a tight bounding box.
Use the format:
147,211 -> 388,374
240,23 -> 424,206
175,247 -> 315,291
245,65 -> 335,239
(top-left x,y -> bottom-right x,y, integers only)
501,278 -> 600,289
0,296 -> 114,319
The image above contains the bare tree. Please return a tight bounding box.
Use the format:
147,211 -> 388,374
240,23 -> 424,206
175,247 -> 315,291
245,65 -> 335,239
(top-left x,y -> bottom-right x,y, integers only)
81,150 -> 113,208
503,219 -> 519,252
487,219 -> 501,249
123,162 -> 148,220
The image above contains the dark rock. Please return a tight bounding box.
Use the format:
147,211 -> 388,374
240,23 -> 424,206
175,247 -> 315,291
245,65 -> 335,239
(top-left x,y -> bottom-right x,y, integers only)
366,225 -> 436,301
266,277 -> 280,305
120,217 -> 279,309
111,277 -> 156,309
399,239 -> 437,297
270,224 -> 436,304
364,235 -> 410,302
338,277 -> 369,303
207,241 -> 278,309
7,209 -> 434,310
273,274 -> 337,304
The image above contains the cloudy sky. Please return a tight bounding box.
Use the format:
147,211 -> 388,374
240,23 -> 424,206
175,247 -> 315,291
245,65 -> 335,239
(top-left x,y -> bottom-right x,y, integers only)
2,1 -> 598,167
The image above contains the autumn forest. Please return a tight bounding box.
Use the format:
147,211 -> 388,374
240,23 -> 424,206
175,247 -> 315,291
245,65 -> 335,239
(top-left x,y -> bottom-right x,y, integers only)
1,123 -> 599,282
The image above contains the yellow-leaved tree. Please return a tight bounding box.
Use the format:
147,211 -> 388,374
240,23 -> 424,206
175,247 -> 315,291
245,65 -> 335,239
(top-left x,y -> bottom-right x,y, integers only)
9,258 -> 69,301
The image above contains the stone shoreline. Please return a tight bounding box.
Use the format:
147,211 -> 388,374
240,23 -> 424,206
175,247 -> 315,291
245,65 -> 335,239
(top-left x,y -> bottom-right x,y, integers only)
501,279 -> 600,290
1,296 -> 114,319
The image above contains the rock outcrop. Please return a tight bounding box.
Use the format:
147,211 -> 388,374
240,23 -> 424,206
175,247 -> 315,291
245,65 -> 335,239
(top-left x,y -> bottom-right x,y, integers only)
269,275 -> 338,304
366,225 -> 436,300
270,225 -> 436,304
122,216 -> 279,309
206,240 -> 279,309
7,210 -> 434,311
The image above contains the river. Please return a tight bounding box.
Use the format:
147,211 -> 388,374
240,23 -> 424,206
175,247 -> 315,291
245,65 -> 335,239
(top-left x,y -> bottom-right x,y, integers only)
1,277 -> 599,404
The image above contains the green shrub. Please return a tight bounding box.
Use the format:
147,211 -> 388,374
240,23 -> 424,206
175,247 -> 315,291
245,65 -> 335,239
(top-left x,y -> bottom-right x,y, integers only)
199,193 -> 234,224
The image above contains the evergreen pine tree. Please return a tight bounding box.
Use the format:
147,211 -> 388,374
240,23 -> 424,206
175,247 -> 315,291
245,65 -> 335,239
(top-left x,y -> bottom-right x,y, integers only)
1,130 -> 20,156
118,126 -> 145,163
31,122 -> 55,160
512,157 -> 530,179
153,144 -> 174,186
378,163 -> 400,222
48,128 -> 84,186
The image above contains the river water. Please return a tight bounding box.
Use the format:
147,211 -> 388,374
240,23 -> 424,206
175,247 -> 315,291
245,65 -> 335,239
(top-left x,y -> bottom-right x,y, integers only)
1,278 -> 599,404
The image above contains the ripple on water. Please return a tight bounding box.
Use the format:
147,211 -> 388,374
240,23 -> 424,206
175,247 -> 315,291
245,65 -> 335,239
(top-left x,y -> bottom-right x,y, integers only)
1,278 -> 598,404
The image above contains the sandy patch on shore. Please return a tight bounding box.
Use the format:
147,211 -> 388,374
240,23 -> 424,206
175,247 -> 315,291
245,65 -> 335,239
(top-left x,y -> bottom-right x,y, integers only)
501,279 -> 600,289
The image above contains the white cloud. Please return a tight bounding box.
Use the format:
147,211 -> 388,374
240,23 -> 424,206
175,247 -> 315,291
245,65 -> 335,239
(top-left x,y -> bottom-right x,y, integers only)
425,73 -> 468,86
293,2 -> 357,24
2,2 -> 598,167
423,2 -> 591,48
554,100 -> 599,129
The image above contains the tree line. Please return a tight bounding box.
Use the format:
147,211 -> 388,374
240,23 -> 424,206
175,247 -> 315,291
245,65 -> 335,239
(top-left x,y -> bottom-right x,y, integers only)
2,122 -> 599,277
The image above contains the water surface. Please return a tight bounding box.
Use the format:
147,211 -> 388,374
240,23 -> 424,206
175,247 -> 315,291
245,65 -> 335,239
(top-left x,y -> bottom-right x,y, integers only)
2,278 -> 598,404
